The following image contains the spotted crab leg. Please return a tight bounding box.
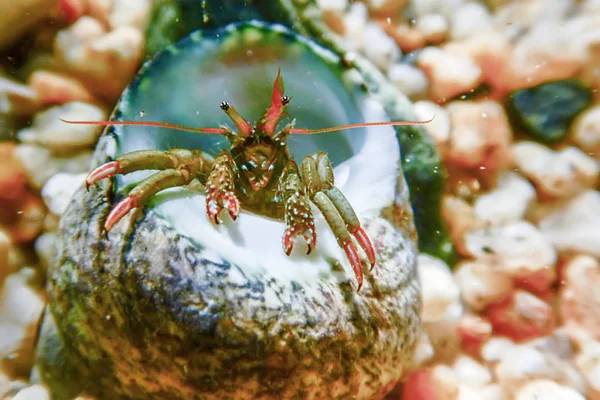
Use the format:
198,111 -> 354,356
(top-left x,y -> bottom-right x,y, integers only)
205,151 -> 241,224
301,153 -> 374,291
85,149 -> 213,231
278,160 -> 317,256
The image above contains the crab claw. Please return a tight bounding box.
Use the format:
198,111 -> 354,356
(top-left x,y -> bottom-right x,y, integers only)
343,241 -> 364,291
86,161 -> 121,190
283,224 -> 317,256
353,227 -> 376,271
104,195 -> 137,231
206,190 -> 240,225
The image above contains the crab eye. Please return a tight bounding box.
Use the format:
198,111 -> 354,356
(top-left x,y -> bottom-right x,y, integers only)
282,96 -> 291,106
220,101 -> 230,111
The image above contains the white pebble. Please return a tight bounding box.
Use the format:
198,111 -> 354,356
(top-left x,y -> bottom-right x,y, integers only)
445,100 -> 512,172
513,142 -> 599,198
0,268 -> 45,374
41,173 -> 87,216
316,0 -> 348,12
412,330 -> 435,366
515,380 -> 585,400
465,221 -> 557,278
342,2 -> 368,51
481,337 -> 516,364
14,144 -> 93,189
411,0 -> 466,18
454,260 -> 512,311
109,0 -> 151,31
453,355 -> 492,388
474,171 -> 536,226
417,47 -> 482,101
388,63 -> 429,97
450,2 -> 494,40
559,255 -> 600,338
34,232 -> 56,271
414,101 -> 450,148
571,104 -> 600,157
17,102 -> 106,150
415,13 -> 448,42
576,341 -> 600,395
11,384 -> 51,400
362,22 -> 402,71
418,254 -> 462,322
539,190 -> 600,257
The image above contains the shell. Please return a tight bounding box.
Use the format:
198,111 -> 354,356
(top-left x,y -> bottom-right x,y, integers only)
35,22 -> 422,400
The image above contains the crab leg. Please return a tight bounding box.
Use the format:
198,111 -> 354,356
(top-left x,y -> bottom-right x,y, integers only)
300,154 -> 372,290
105,169 -> 194,231
86,149 -> 207,188
205,151 -> 241,224
95,150 -> 213,231
278,160 -> 317,256
314,153 -> 376,269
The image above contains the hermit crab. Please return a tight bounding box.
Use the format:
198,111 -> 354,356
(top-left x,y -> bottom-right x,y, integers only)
67,70 -> 428,290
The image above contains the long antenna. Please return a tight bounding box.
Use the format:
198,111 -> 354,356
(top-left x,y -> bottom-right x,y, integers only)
289,118 -> 434,135
60,119 -> 227,134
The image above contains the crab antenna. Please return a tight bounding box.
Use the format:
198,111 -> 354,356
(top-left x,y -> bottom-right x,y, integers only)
289,117 -> 435,135
60,119 -> 227,134
220,102 -> 253,136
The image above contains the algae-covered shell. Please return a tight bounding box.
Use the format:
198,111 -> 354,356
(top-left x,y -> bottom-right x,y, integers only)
36,22 -> 421,400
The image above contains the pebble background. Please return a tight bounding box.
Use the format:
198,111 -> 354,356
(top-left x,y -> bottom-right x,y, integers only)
0,0 -> 599,399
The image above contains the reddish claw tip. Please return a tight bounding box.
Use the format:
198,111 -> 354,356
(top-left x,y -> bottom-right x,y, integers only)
354,227 -> 376,271
87,161 -> 120,187
104,196 -> 136,232
343,242 -> 364,292
283,225 -> 316,257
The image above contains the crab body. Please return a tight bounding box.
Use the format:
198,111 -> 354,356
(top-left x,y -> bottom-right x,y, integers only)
84,70 -> 385,289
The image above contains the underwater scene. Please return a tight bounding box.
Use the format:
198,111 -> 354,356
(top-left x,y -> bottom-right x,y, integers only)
0,0 -> 599,399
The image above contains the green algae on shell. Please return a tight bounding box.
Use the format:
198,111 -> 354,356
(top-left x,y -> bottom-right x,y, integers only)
36,22 -> 422,400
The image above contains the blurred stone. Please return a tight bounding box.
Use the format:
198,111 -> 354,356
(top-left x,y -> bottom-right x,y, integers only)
0,0 -> 58,49
508,80 -> 592,144
571,104 -> 600,158
515,380 -> 585,400
539,190 -> 600,256
454,260 -> 512,312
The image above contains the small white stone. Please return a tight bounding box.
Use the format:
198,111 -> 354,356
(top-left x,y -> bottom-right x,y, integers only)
17,102 -> 106,150
415,13 -> 448,42
11,384 -> 51,400
362,22 -> 402,71
445,100 -> 512,172
449,2 -> 494,41
474,171 -> 536,226
412,330 -> 435,366
109,0 -> 151,31
55,17 -> 107,70
418,254 -> 462,322
454,260 -> 513,311
342,2 -> 368,51
453,355 -> 492,388
465,221 -> 557,278
388,63 -> 429,97
411,0 -> 466,18
34,232 -> 56,271
417,47 -> 482,101
481,337 -> 516,364
539,191 -> 600,257
0,268 -> 45,375
559,255 -> 600,338
459,384 -> 508,400
513,142 -> 599,198
413,101 -> 450,149
41,173 -> 87,216
442,195 -> 481,256
14,144 -> 93,189
571,104 -> 600,157
515,380 -> 585,400
316,0 -> 348,12
576,341 -> 600,395
495,344 -> 586,395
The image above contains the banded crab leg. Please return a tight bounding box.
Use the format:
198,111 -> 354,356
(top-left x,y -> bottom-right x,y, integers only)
205,151 -> 241,224
85,149 -> 213,231
301,152 -> 375,291
278,160 -> 317,256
